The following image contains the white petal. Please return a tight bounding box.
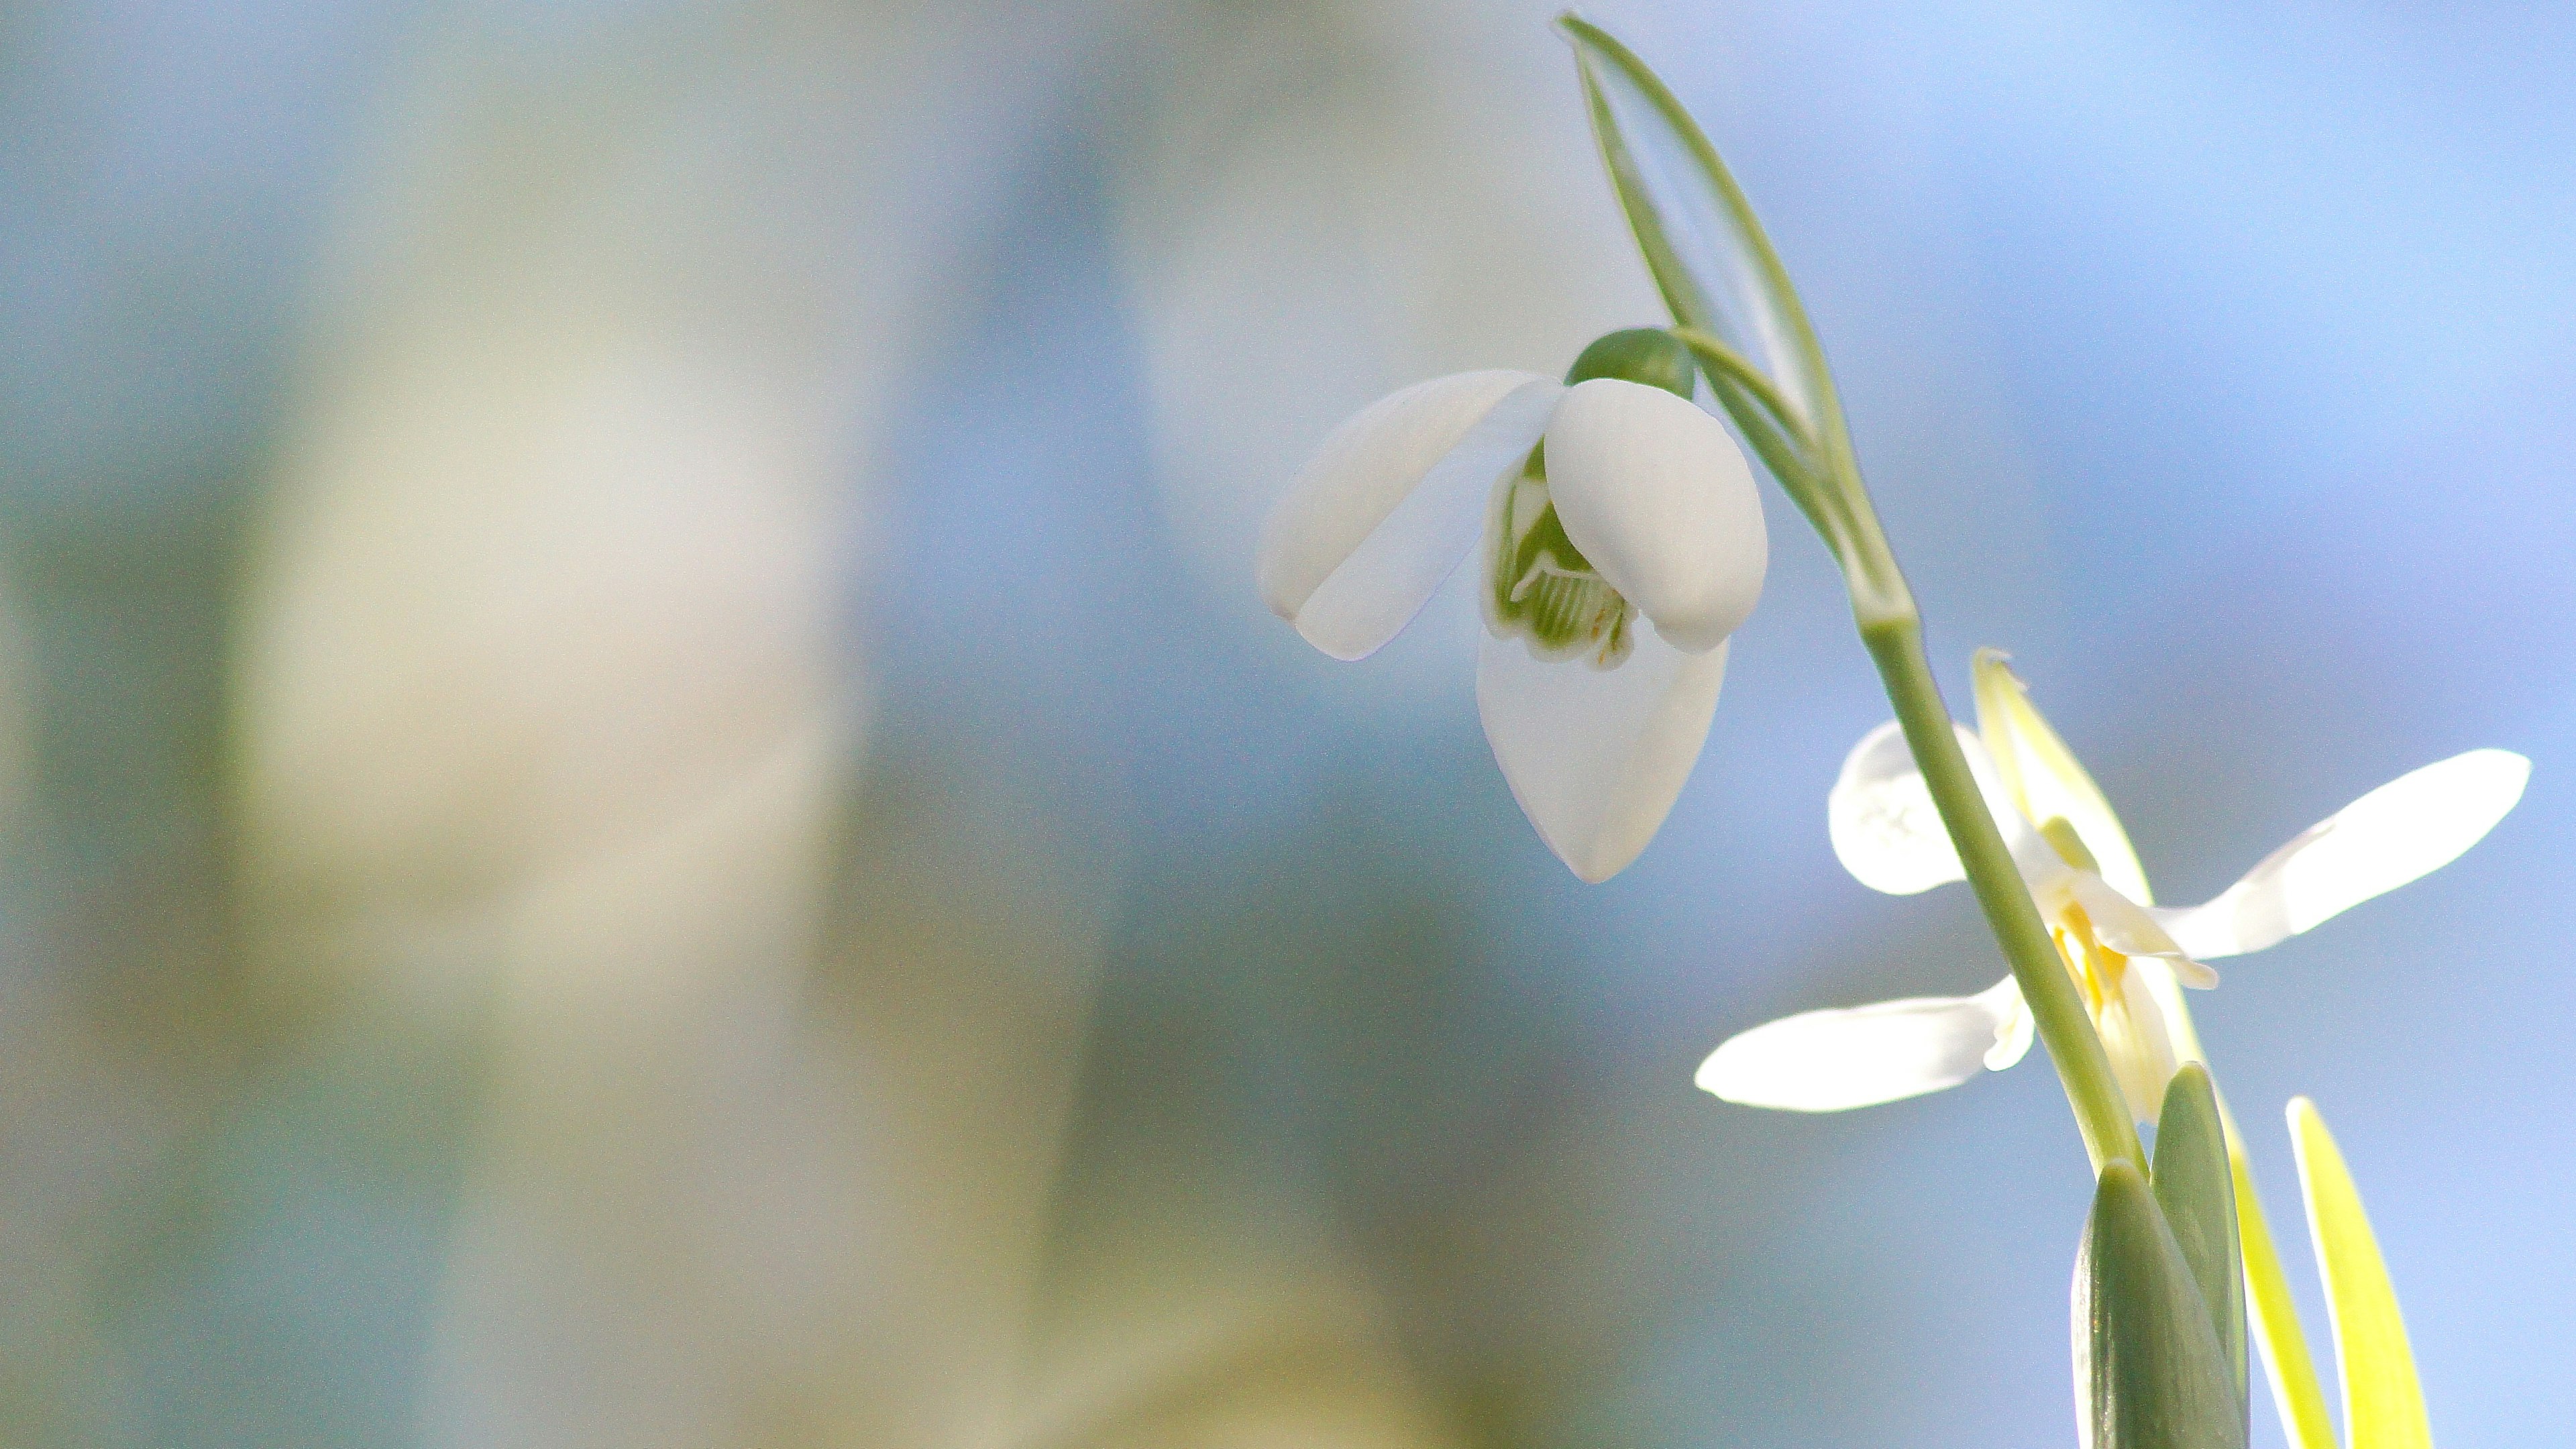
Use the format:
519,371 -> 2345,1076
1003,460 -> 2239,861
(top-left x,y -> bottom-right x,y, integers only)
1828,719 -> 2049,895
2128,955 -> 2209,1073
2062,878 -> 2218,987
2150,748 -> 2530,959
1698,977 -> 2023,1112
1256,371 -> 1558,660
1984,983 -> 2036,1070
2100,963 -> 2181,1124
1542,378 -> 1766,653
1829,720 -> 1965,894
1476,621 -> 1725,882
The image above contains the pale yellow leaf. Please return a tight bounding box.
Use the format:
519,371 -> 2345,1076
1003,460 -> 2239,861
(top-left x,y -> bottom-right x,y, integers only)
2291,1097 -> 2433,1449
2229,1126 -> 2338,1449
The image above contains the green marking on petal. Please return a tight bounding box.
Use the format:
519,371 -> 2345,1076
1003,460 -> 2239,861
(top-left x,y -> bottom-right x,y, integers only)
1483,451 -> 1638,669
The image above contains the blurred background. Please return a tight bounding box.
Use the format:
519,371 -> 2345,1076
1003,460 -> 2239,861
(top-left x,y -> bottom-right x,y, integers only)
3,0 -> 2572,1444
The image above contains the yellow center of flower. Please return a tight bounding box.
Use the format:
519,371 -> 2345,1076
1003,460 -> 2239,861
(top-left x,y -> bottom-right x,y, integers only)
2052,902 -> 2129,1018
2035,815 -> 2124,1008
1483,448 -> 1637,669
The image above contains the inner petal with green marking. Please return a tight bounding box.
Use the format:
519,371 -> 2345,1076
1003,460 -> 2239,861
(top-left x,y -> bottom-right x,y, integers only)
1484,445 -> 1638,669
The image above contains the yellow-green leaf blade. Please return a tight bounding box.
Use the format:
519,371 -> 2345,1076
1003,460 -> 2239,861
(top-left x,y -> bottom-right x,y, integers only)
2229,1122 -> 2340,1449
2290,1097 -> 2433,1449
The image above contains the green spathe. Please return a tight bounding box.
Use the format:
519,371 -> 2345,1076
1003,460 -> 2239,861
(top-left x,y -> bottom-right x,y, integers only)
2076,1162 -> 2248,1449
2151,1064 -> 2249,1431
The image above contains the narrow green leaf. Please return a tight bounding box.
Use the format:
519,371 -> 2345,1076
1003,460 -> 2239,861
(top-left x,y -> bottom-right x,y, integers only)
2151,1064 -> 2248,1434
1558,15 -> 1842,445
2075,1163 -> 2249,1449
2229,1124 -> 2340,1449
2292,1097 -> 2433,1449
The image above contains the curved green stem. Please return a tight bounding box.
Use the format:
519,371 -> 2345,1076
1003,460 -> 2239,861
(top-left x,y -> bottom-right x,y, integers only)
1560,9 -> 2137,1176
1666,327 -> 1805,437
1862,613 -> 2144,1175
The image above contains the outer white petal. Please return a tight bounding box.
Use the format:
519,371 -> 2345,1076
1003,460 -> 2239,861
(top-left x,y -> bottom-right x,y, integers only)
1256,371 -> 1558,660
1542,378 -> 1766,654
1984,983 -> 2036,1070
1828,719 -> 2051,895
1476,622 -> 1725,882
2149,748 -> 2530,959
1698,977 -> 2023,1112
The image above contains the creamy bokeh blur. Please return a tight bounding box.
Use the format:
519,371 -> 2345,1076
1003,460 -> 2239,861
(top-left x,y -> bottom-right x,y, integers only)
5,1 -> 2575,1446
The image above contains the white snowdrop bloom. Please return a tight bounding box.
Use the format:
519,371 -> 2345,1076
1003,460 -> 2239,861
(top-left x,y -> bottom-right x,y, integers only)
1258,330 -> 1768,882
1701,651 -> 2528,1120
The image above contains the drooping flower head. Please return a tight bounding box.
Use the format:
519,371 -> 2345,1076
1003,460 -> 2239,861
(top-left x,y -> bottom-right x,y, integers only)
1700,651 -> 2528,1120
1258,329 -> 1768,881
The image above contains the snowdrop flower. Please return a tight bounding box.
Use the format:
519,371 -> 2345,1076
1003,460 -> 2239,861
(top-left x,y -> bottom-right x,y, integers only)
1700,650 -> 2528,1120
1258,329 -> 1767,881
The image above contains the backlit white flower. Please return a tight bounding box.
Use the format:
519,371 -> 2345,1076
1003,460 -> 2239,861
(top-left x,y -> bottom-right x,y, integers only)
1700,651 -> 2528,1119
1258,335 -> 1767,881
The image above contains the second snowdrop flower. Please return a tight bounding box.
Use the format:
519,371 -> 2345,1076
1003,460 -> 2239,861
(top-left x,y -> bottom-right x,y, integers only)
1699,651 -> 2529,1119
1258,329 -> 1767,881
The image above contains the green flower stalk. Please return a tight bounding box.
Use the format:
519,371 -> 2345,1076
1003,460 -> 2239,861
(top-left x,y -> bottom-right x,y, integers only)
1557,11 -> 2143,1177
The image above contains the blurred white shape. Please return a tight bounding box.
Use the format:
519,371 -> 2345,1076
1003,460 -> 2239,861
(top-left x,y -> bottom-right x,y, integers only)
234,1 -> 1093,1444
246,329 -> 846,957
427,746 -> 1108,1449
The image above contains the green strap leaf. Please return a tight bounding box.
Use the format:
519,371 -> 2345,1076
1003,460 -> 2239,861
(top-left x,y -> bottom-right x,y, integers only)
2291,1098 -> 2433,1449
2151,1065 -> 2249,1435
2075,1163 -> 2249,1449
1557,15 -> 1845,451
